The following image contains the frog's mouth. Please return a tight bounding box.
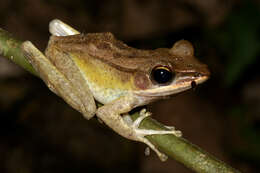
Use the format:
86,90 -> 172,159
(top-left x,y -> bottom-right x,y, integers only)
135,75 -> 208,97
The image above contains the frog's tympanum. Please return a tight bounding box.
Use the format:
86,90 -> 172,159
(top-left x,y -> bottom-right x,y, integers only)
22,19 -> 210,161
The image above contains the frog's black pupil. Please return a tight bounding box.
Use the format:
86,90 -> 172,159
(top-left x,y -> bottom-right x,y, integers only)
152,67 -> 174,84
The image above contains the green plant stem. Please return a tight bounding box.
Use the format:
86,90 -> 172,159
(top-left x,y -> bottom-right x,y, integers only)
0,28 -> 240,173
0,28 -> 38,76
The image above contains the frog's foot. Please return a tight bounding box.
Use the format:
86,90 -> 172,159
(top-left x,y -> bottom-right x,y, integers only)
132,109 -> 182,137
127,109 -> 182,161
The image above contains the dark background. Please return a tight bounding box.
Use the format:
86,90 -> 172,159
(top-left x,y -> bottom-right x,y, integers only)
0,0 -> 260,172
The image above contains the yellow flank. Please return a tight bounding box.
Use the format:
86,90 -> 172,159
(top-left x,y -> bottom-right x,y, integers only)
71,53 -> 135,91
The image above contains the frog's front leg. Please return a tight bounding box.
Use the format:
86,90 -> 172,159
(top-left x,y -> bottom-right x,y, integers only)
96,96 -> 182,161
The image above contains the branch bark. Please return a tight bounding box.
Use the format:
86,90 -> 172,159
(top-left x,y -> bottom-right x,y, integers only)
0,28 -> 240,173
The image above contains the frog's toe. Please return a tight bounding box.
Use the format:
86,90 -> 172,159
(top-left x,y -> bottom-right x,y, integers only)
122,109 -> 182,161
164,125 -> 176,130
132,109 -> 182,137
130,127 -> 182,161
132,108 -> 151,127
135,128 -> 182,137
128,109 -> 183,161
139,137 -> 168,161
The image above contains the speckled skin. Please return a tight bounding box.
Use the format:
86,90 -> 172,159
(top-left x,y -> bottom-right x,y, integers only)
21,19 -> 210,161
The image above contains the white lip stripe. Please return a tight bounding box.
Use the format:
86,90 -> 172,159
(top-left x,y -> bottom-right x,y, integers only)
134,76 -> 208,97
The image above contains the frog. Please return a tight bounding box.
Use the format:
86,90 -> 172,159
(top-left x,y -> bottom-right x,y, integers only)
21,19 -> 210,161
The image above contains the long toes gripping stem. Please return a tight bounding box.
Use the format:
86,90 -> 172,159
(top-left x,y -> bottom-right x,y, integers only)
132,109 -> 182,137
129,109 -> 183,161
132,109 -> 151,127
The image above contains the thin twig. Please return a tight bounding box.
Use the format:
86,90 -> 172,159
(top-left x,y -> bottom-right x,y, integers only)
0,28 -> 240,173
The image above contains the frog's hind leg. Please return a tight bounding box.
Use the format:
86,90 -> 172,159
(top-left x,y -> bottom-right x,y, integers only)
21,41 -> 96,119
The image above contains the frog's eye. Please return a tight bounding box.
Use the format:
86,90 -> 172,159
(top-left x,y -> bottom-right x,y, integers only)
151,66 -> 174,84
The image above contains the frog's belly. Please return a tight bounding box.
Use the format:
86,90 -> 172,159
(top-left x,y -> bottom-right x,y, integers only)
86,81 -> 129,104
72,55 -> 133,104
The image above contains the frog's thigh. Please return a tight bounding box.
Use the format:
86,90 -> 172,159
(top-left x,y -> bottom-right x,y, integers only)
21,41 -> 96,119
46,48 -> 96,119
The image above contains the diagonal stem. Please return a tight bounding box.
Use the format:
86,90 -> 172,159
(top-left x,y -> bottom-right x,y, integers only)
0,28 -> 240,173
